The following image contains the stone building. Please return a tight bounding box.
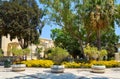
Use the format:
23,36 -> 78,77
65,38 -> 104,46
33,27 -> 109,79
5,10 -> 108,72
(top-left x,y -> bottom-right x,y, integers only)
0,35 -> 54,59
0,34 -> 21,56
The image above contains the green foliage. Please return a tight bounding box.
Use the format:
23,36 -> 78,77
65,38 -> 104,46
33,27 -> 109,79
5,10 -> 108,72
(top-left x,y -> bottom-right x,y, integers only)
83,0 -> 115,50
36,47 -> 42,54
100,49 -> 107,59
51,28 -> 81,57
115,4 -> 120,26
10,47 -> 23,56
44,48 -> 52,54
0,0 -> 44,48
23,48 -> 30,55
40,0 -> 119,57
48,47 -> 69,65
0,48 -> 3,57
84,44 -> 107,60
35,47 -> 42,59
40,0 -> 86,56
9,47 -> 30,57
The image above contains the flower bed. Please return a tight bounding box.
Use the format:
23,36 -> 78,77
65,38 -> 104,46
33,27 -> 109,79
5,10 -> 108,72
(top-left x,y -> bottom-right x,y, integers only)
62,60 -> 120,68
22,60 -> 54,68
21,60 -> 120,68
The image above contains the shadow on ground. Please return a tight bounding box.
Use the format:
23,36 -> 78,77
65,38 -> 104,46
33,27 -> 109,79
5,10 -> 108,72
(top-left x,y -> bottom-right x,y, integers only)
5,70 -> 110,79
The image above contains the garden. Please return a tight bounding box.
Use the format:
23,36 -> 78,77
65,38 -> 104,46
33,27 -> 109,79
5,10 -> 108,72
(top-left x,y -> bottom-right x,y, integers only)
0,0 -> 120,74
20,46 -> 120,68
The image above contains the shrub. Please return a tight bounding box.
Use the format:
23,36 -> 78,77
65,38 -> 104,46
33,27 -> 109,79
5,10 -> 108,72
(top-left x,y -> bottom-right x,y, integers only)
81,63 -> 92,68
0,48 -> 3,57
62,62 -> 81,68
90,60 -> 120,68
62,60 -> 120,68
10,47 -> 23,56
22,60 -> 54,68
48,47 -> 69,65
23,48 -> 30,55
84,44 -> 107,60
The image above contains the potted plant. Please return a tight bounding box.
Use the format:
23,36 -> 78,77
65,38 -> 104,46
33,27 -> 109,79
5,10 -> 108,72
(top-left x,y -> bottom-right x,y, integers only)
10,47 -> 26,71
48,47 -> 69,73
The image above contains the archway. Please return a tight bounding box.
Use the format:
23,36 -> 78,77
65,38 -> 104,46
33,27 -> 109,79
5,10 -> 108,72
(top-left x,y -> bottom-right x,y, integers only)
7,42 -> 19,56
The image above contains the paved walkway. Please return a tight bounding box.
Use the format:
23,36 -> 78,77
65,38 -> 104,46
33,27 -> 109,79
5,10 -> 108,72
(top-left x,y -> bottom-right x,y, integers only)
0,66 -> 120,79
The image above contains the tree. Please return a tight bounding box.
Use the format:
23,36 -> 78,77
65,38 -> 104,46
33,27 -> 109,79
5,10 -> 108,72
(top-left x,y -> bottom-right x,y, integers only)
40,0 -> 119,59
51,28 -> 82,58
0,0 -> 44,48
82,0 -> 115,50
116,4 -> 120,27
40,0 -> 86,58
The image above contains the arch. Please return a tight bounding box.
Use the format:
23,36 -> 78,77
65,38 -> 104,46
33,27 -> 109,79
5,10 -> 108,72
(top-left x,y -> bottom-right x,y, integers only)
7,42 -> 19,56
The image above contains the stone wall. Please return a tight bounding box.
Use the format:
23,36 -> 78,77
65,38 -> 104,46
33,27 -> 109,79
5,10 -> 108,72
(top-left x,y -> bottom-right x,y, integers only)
115,53 -> 120,62
1,34 -> 20,56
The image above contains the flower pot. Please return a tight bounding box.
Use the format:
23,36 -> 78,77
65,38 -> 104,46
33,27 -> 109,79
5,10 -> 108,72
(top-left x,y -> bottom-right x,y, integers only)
51,65 -> 64,73
11,64 -> 26,72
91,65 -> 106,73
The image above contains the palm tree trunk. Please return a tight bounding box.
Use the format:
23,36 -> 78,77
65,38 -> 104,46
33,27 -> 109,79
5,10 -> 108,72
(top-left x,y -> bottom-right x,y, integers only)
97,28 -> 101,50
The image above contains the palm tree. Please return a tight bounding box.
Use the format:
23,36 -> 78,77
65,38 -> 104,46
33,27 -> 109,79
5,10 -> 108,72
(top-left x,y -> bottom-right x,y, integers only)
84,0 -> 114,50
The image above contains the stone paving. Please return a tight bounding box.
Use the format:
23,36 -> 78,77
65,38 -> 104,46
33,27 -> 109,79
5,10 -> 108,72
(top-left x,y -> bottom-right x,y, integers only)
0,66 -> 120,79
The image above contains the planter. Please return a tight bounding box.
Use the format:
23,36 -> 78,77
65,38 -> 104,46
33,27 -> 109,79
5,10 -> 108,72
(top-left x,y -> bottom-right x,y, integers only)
11,64 -> 26,72
91,65 -> 106,73
51,65 -> 64,73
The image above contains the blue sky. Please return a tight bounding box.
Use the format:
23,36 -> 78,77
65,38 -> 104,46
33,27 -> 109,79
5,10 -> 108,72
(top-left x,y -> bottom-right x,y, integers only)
37,0 -> 120,40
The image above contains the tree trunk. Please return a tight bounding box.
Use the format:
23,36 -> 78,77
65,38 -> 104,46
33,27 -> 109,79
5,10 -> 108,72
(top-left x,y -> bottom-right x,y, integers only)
18,38 -> 29,49
78,39 -> 85,58
97,28 -> 101,50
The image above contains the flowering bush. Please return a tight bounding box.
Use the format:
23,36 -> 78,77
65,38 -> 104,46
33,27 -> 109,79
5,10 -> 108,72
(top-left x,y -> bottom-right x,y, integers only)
62,62 -> 81,68
22,60 -> 54,68
81,63 -> 92,68
21,59 -> 120,68
62,60 -> 120,68
90,60 -> 120,68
